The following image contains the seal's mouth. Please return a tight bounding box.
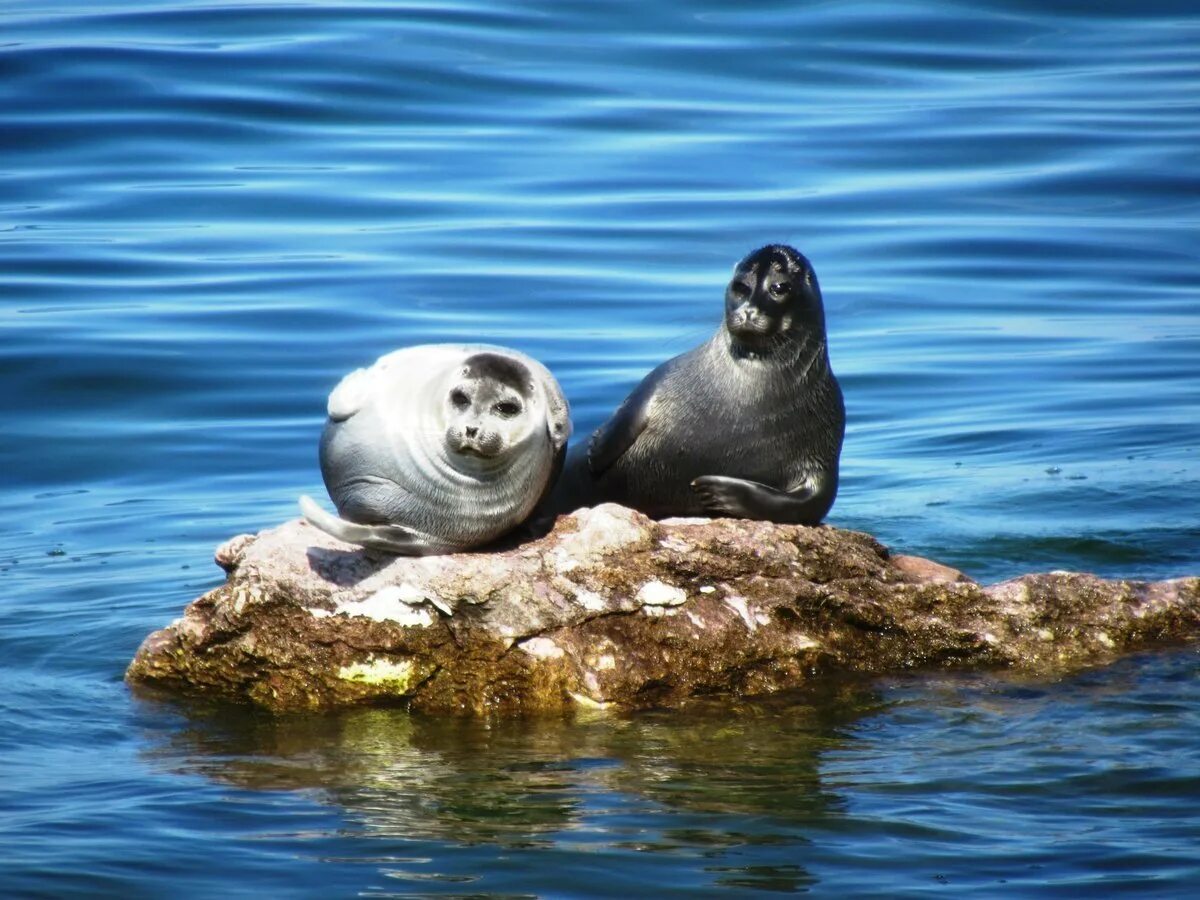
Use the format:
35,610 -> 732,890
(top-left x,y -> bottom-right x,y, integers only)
728,320 -> 773,339
727,318 -> 778,348
450,439 -> 502,460
726,304 -> 779,337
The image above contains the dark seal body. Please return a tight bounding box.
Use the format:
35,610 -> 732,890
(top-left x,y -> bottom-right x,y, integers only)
549,244 -> 844,525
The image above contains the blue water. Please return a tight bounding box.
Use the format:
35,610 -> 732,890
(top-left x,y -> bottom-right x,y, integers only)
2,0 -> 1199,895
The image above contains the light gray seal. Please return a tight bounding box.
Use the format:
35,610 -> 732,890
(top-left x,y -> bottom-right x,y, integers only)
547,243 -> 844,524
299,343 -> 570,555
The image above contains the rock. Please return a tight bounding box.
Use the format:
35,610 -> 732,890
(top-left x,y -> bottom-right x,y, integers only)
126,504 -> 1200,715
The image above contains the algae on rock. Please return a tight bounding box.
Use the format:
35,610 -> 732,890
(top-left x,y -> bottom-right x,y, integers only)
126,504 -> 1200,715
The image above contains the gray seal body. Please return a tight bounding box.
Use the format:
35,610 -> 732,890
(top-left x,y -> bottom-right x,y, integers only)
548,244 -> 843,525
300,344 -> 570,555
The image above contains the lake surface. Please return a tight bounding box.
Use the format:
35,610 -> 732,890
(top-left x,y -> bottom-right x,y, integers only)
2,0 -> 1199,896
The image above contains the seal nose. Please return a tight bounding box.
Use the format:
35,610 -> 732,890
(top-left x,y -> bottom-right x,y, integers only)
465,425 -> 478,439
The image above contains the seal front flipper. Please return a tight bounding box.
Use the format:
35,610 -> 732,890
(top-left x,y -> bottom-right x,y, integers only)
690,474 -> 835,526
587,363 -> 672,477
299,495 -> 450,556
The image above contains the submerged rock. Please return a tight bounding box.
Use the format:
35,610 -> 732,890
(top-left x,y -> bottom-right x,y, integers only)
126,505 -> 1200,715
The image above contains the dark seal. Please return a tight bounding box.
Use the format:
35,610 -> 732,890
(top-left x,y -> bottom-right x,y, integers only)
549,244 -> 844,524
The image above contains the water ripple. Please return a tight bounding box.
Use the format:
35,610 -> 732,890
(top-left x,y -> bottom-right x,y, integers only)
2,0 -> 1199,896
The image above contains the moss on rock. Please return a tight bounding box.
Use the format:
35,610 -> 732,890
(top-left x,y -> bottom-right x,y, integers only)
126,505 -> 1200,715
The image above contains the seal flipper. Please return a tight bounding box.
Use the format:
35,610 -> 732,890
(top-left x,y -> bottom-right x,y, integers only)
689,474 -> 835,526
588,362 -> 674,477
299,495 -> 449,556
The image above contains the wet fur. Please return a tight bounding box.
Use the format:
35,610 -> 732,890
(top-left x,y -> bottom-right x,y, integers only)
547,245 -> 844,524
302,344 -> 569,555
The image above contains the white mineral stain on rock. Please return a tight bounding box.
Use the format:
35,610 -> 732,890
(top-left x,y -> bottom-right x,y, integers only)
1096,632 -> 1115,648
573,588 -> 606,611
659,536 -> 693,553
699,585 -> 716,594
338,656 -> 415,691
637,580 -> 687,606
324,584 -> 437,627
231,587 -> 249,615
419,591 -> 454,616
560,504 -> 646,559
551,549 -> 580,574
594,653 -> 616,670
724,595 -> 757,631
518,636 -> 565,659
1037,628 -> 1054,641
386,604 -> 436,628
642,605 -> 666,617
686,611 -> 706,629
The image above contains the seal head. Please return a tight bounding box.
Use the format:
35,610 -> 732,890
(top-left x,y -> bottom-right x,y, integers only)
724,244 -> 824,359
444,353 -> 539,461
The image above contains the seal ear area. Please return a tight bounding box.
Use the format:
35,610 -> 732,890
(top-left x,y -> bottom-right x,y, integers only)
517,355 -> 571,452
326,367 -> 372,421
541,378 -> 571,452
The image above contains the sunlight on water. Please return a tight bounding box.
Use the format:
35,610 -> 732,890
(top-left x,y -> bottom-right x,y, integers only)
1,0 -> 1198,895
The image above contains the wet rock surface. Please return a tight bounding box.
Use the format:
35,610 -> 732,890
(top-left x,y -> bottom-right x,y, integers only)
126,504 -> 1200,715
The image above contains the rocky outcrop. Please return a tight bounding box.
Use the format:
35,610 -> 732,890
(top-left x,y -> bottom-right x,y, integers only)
126,505 -> 1200,715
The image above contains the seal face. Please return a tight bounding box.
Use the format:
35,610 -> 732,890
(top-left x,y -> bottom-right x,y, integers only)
445,352 -> 538,461
300,344 -> 570,555
547,244 -> 844,525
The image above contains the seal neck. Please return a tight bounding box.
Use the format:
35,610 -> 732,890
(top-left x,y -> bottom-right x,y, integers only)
719,325 -> 828,380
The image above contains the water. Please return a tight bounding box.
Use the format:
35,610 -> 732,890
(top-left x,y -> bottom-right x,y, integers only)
2,0 -> 1198,895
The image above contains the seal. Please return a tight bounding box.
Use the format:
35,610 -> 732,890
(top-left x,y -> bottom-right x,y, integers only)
548,244 -> 844,524
299,344 -> 570,555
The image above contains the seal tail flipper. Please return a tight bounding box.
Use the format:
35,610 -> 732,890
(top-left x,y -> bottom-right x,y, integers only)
298,495 -> 445,556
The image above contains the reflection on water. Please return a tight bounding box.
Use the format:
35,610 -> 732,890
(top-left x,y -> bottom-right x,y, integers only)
144,680 -> 881,895
130,651 -> 1200,896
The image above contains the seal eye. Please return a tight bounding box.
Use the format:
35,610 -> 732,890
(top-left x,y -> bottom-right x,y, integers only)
450,389 -> 470,410
493,400 -> 522,418
768,282 -> 790,298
